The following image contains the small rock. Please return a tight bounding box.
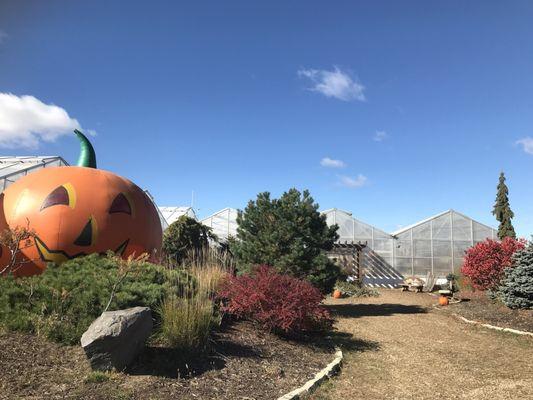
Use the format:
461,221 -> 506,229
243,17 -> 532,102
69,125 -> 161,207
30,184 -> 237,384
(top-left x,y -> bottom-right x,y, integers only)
81,306 -> 153,371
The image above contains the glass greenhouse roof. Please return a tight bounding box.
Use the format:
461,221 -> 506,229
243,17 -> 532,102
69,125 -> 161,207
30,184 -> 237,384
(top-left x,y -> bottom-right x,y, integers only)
0,156 -> 68,191
200,208 -> 239,240
158,206 -> 196,229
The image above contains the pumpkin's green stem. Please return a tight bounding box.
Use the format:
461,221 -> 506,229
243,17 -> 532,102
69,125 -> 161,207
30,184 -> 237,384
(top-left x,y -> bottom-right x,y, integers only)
74,130 -> 97,168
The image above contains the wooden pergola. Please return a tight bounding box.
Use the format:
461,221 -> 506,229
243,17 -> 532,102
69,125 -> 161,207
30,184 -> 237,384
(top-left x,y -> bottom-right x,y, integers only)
327,241 -> 367,281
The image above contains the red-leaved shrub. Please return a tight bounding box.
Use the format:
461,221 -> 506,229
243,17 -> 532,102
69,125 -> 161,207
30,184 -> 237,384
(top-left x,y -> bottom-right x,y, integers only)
461,237 -> 526,291
217,265 -> 332,335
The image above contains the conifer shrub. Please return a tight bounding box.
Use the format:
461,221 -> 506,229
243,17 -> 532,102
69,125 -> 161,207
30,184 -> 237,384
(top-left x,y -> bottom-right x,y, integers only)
460,237 -> 525,291
0,253 -> 190,345
162,216 -> 216,265
217,265 -> 333,336
499,242 -> 533,309
232,188 -> 341,294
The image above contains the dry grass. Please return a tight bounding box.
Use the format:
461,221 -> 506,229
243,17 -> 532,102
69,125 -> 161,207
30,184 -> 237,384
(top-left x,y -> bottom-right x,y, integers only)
157,247 -> 231,351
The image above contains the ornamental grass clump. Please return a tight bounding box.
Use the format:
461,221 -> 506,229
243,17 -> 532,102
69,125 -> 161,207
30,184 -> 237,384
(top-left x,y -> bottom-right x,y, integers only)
217,265 -> 333,336
157,294 -> 214,352
157,250 -> 230,352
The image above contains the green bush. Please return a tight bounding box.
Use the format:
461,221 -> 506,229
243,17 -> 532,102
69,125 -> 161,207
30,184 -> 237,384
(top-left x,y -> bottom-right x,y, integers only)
0,254 -> 189,345
162,216 -> 217,265
232,188 -> 341,293
499,242 -> 533,309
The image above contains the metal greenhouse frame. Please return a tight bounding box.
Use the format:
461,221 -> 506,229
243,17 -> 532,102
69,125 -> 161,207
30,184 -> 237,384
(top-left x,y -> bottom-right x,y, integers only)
200,208 -> 239,240
0,156 -> 68,191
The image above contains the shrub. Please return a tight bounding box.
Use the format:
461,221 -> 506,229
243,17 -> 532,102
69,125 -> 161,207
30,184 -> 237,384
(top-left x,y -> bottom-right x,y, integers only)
0,253 -> 181,344
217,265 -> 332,335
162,216 -> 216,265
334,280 -> 379,298
499,242 -> 533,309
157,263 -> 228,351
460,237 -> 525,291
232,188 -> 341,293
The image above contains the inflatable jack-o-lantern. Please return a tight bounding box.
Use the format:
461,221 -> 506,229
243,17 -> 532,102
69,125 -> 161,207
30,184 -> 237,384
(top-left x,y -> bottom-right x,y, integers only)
1,130 -> 162,276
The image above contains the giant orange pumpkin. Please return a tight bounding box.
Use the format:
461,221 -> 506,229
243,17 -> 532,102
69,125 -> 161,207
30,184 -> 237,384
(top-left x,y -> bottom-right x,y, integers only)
0,130 -> 162,276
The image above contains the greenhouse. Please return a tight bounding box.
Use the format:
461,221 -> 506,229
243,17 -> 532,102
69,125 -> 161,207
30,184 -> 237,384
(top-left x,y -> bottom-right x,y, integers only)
198,207 -> 497,285
158,206 -> 196,229
0,156 -> 67,191
200,208 -> 239,240
391,209 -> 497,278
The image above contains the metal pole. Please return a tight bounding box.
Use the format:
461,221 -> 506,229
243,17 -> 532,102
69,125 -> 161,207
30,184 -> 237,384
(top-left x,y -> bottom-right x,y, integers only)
450,211 -> 454,273
470,219 -> 474,247
410,229 -> 414,276
430,219 -> 434,275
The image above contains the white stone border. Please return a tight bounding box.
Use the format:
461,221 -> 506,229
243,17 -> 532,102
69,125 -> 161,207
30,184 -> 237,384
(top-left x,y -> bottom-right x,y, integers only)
277,347 -> 343,400
453,313 -> 533,337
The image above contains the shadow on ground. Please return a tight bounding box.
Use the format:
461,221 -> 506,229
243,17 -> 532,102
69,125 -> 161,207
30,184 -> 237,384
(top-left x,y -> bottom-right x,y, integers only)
325,303 -> 427,319
294,328 -> 381,354
328,331 -> 380,353
127,329 -> 261,379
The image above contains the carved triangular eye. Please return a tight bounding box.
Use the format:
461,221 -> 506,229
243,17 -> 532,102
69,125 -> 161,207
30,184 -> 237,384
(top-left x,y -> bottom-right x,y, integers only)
109,193 -> 132,215
41,186 -> 69,211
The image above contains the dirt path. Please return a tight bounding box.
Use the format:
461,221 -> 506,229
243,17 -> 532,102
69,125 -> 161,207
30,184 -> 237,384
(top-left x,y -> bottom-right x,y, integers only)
311,290 -> 533,400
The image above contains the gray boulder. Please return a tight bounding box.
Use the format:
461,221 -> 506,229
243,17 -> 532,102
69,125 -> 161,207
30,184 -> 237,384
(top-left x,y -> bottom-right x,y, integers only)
81,306 -> 153,371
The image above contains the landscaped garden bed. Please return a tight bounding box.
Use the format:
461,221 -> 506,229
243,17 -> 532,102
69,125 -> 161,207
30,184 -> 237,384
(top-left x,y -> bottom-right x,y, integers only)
445,292 -> 533,333
0,320 -> 333,400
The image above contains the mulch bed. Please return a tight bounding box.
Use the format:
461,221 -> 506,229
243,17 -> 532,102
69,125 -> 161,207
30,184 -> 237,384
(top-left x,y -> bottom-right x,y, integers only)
447,291 -> 533,333
0,321 -> 333,400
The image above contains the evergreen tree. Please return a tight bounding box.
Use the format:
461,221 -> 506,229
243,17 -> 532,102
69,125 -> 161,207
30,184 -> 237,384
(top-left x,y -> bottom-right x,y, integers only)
232,188 -> 340,293
162,215 -> 216,265
492,172 -> 516,239
499,242 -> 533,309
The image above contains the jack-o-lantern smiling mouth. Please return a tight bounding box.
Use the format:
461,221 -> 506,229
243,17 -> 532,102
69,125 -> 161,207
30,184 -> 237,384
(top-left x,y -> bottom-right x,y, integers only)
34,236 -> 129,264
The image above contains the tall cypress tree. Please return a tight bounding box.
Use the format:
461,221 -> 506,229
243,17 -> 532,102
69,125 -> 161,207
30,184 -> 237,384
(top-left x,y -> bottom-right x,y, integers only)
492,172 -> 516,239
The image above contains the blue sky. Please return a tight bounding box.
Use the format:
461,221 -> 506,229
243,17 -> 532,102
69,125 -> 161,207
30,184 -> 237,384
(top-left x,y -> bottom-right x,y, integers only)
1,1 -> 533,236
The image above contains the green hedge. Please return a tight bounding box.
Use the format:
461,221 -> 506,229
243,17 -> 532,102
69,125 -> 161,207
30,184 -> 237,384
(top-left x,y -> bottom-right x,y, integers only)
0,254 -> 190,345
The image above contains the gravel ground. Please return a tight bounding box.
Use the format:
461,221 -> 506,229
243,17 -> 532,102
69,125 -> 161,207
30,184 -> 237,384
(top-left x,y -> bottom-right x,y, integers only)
310,289 -> 533,400
0,321 -> 333,400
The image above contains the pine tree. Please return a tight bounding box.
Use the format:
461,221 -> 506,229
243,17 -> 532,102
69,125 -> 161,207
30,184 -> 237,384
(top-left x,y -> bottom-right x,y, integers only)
499,242 -> 533,309
492,172 -> 516,239
232,188 -> 340,293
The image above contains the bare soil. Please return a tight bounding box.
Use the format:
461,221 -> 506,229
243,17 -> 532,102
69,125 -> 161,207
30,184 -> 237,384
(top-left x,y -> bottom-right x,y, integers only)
0,321 -> 333,400
446,291 -> 533,332
310,289 -> 533,400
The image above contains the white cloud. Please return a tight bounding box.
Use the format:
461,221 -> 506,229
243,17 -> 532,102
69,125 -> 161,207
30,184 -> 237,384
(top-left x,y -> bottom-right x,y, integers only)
339,174 -> 368,188
516,137 -> 533,155
298,66 -> 365,102
0,30 -> 6,44
0,93 -> 81,148
320,157 -> 346,168
373,130 -> 388,142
